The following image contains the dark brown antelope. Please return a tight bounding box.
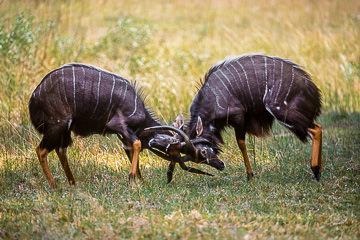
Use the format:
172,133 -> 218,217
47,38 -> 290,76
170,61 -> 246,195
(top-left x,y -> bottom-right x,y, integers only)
29,63 -> 209,188
149,54 -> 322,183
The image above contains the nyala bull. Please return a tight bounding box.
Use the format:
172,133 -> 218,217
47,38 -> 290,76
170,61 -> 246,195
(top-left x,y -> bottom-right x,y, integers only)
149,54 -> 323,183
29,63 -> 209,188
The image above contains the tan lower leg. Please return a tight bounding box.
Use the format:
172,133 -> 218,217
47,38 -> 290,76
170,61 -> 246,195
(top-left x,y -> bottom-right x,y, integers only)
55,148 -> 76,185
237,140 -> 254,180
36,146 -> 57,188
307,123 -> 322,180
136,161 -> 142,179
129,140 -> 142,181
127,145 -> 142,180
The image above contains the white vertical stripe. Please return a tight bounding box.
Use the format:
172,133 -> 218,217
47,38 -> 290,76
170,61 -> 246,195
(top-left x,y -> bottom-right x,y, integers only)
263,57 -> 268,102
207,84 -> 225,110
218,70 -> 234,95
235,61 -> 254,104
72,66 -> 76,112
62,68 -> 69,107
92,71 -> 101,117
274,61 -> 283,104
284,66 -> 295,103
105,75 -> 116,113
55,71 -> 62,107
228,63 -> 246,94
214,71 -> 233,96
215,85 -> 227,102
271,58 -> 275,98
223,65 -> 242,93
128,94 -> 138,118
250,56 -> 261,97
116,78 -> 123,97
122,82 -> 128,102
81,66 -> 85,89
49,73 -> 57,106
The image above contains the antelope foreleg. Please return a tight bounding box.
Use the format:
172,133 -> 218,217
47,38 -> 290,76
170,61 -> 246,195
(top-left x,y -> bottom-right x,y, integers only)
167,162 -> 176,184
237,139 -> 254,180
128,140 -> 142,183
307,123 -> 322,181
125,148 -> 142,180
36,145 -> 57,188
55,147 -> 76,185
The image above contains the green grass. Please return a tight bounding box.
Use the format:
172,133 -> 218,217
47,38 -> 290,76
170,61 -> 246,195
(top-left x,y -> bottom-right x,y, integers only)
1,0 -> 360,239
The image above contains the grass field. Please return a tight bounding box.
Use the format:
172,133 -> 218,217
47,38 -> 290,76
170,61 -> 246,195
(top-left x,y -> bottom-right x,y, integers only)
0,0 -> 359,239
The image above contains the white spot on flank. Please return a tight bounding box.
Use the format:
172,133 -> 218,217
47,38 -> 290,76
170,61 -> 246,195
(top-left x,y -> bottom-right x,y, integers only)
265,106 -> 293,128
68,119 -> 72,130
284,101 -> 288,105
276,106 -> 280,110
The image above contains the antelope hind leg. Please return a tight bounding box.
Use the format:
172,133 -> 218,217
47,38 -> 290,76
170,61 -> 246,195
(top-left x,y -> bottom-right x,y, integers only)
307,123 -> 322,181
237,139 -> 254,180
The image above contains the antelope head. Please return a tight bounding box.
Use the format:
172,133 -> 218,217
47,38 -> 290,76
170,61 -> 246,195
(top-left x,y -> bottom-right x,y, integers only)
146,114 -> 225,174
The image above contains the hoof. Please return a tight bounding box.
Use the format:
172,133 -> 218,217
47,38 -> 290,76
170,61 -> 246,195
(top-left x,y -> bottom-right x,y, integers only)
315,173 -> 321,181
311,166 -> 321,181
247,172 -> 254,181
167,173 -> 174,184
128,173 -> 136,185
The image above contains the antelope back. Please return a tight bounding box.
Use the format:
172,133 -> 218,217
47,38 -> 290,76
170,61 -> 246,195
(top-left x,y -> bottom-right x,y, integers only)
190,54 -> 321,141
29,63 -> 147,136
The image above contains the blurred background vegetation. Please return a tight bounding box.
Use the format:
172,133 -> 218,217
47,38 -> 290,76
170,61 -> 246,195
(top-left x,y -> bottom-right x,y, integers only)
1,0 -> 359,123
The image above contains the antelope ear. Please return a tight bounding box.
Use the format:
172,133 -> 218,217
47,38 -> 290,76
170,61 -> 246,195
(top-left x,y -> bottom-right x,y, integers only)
173,114 -> 184,130
196,116 -> 203,137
